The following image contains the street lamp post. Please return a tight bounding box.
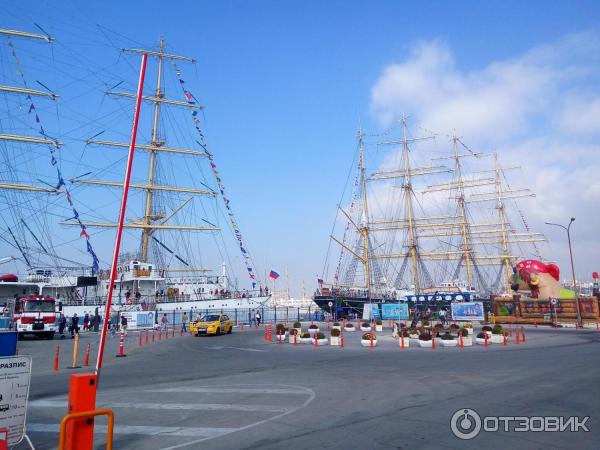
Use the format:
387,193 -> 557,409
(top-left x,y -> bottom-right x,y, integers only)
545,218 -> 581,326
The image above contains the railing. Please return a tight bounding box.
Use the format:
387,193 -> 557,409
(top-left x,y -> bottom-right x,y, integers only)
58,408 -> 114,450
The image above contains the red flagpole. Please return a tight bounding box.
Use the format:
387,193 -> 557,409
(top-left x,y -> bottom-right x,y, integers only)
95,54 -> 148,380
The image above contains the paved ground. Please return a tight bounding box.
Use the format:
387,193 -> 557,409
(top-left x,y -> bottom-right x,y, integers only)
12,323 -> 600,449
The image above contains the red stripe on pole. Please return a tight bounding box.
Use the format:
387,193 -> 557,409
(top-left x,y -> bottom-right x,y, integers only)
95,53 -> 148,379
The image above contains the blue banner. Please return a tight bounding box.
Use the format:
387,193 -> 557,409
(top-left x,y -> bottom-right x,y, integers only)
381,303 -> 409,320
371,304 -> 381,320
451,301 -> 484,321
405,293 -> 471,302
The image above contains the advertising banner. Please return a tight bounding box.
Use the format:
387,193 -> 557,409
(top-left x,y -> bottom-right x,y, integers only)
381,303 -> 409,320
451,301 -> 484,321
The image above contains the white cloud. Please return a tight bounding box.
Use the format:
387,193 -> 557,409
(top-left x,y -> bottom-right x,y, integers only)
368,34 -> 600,281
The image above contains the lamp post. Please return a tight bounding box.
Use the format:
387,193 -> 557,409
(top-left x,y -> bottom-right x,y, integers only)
545,218 -> 581,326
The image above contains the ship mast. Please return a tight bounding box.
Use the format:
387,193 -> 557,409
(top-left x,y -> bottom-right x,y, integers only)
358,130 -> 371,292
61,38 -> 220,262
0,28 -> 60,194
494,153 -> 514,292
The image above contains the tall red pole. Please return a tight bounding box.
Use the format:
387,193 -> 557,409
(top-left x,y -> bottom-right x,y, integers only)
95,54 -> 148,380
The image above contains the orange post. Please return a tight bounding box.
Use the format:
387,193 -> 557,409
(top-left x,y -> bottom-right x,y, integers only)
53,345 -> 60,372
509,325 -> 513,337
172,327 -> 175,338
68,334 -> 81,369
314,333 -> 319,347
138,332 -> 142,349
116,332 -> 126,358
459,334 -> 463,349
64,373 -> 97,450
152,330 -> 155,343
515,328 -> 520,344
432,336 -> 436,350
484,332 -> 488,348
145,330 -> 149,345
84,343 -> 90,367
294,333 -> 297,347
521,326 -> 526,344
340,334 -> 344,348
277,330 -> 282,345
159,329 -> 162,341
369,335 -> 374,349
503,331 -> 507,347
165,327 -> 169,340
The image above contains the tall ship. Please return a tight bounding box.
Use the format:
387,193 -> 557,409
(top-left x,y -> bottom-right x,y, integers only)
0,28 -> 269,316
314,117 -> 546,316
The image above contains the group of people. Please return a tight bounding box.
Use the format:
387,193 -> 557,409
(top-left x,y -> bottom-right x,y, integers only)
57,311 -> 102,339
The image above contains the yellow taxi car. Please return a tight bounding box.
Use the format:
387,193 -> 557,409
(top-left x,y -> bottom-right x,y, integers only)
190,314 -> 233,336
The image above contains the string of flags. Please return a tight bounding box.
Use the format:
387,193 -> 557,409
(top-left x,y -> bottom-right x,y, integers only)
7,38 -> 99,274
172,63 -> 259,289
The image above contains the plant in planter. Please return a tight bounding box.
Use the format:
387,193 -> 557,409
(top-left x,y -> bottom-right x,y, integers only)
360,322 -> 371,332
440,332 -> 458,347
293,321 -> 302,330
344,323 -> 355,332
332,322 -> 342,330
312,331 -> 328,345
288,327 -> 299,343
361,332 -> 378,347
458,328 -> 473,346
300,331 -> 312,343
330,327 -> 341,346
434,323 -> 444,330
276,323 -> 287,334
421,319 -> 430,327
308,323 -> 320,335
491,324 -> 504,343
449,323 -> 460,330
408,328 -> 419,339
375,319 -> 383,332
481,325 -> 493,336
418,332 -> 433,347
463,322 -> 474,335
475,331 -> 488,345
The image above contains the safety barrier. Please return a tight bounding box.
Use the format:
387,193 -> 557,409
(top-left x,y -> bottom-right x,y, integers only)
58,408 -> 114,450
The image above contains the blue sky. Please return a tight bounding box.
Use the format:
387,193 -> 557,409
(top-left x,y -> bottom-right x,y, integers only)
2,1 -> 600,295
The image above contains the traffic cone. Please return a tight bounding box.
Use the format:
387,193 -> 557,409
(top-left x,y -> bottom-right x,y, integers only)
401,334 -> 405,350
84,343 -> 90,367
314,333 -> 319,348
459,334 -> 463,349
521,326 -> 526,344
484,332 -> 488,348
370,335 -> 374,349
432,336 -> 436,350
138,332 -> 143,349
145,330 -> 149,345
116,331 -> 127,357
53,345 -> 59,372
515,328 -> 520,345
503,331 -> 507,347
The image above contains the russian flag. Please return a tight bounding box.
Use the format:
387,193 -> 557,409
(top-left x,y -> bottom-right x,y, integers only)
269,269 -> 280,280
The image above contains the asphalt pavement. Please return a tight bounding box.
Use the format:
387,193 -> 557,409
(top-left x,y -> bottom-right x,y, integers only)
12,323 -> 600,450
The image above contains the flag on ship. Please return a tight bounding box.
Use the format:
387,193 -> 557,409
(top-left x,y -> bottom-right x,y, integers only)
269,269 -> 280,280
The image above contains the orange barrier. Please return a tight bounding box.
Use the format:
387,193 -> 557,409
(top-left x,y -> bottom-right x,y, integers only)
53,345 -> 60,372
59,408 -> 113,450
64,373 -> 97,450
0,427 -> 7,450
116,332 -> 126,358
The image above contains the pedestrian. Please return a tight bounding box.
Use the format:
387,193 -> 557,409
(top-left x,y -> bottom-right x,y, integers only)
255,310 -> 261,326
120,314 -> 128,336
58,314 -> 66,339
70,313 -> 79,338
439,307 -> 447,326
161,314 -> 168,331
83,313 -> 89,331
181,312 -> 188,333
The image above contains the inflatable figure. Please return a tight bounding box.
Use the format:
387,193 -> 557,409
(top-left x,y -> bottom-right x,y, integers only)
511,259 -> 575,299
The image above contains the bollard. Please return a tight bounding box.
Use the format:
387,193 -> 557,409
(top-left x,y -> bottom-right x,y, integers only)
340,334 -> 344,349
165,327 -> 169,340
521,326 -> 526,344
138,332 -> 142,349
401,334 -> 405,350
84,343 -> 90,367
53,345 -> 60,372
180,328 -> 183,337
145,330 -> 149,345
314,333 -> 319,348
503,331 -> 507,347
432,335 -> 436,350
370,335 -> 374,349
294,333 -> 298,347
277,330 -> 282,345
68,334 -> 81,369
515,328 -> 520,344
116,331 -> 126,357
484,332 -> 488,348
172,327 -> 175,338
459,334 -> 463,349
509,325 -> 513,337
152,329 -> 156,343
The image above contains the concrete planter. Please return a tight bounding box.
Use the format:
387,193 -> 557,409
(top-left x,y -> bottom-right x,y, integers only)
491,334 -> 504,344
330,336 -> 341,346
332,325 -> 342,331
275,332 -> 287,342
465,328 -> 473,335
300,337 -> 313,344
419,340 -> 433,348
375,324 -> 383,332
440,339 -> 458,347
288,334 -> 299,344
344,326 -> 356,332
312,338 -> 328,346
476,337 -> 490,345
461,336 -> 473,346
308,328 -> 319,335
398,336 -> 410,347
360,325 -> 371,332
361,339 -> 378,347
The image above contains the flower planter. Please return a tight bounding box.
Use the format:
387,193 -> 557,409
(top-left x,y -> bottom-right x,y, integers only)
300,337 -> 313,344
313,338 -> 328,346
461,336 -> 473,346
332,325 -> 342,331
418,339 -> 433,348
375,324 -> 383,332
361,339 -> 378,347
409,334 -> 419,340
398,336 -> 410,347
484,330 -> 492,337
344,326 -> 356,332
330,336 -> 341,346
466,328 -> 473,335
294,327 -> 302,334
360,326 -> 371,332
476,337 -> 490,345
308,328 -> 319,336
275,332 -> 287,342
491,334 -> 503,344
440,339 -> 458,347
288,334 -> 299,344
